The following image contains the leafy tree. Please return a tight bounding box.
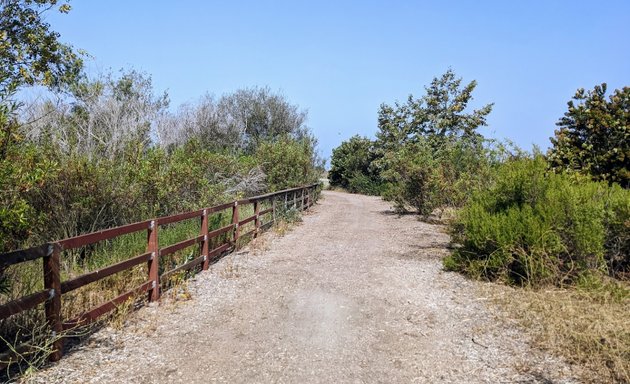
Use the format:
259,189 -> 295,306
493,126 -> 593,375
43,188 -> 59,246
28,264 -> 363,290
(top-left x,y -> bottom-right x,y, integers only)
329,135 -> 382,194
0,0 -> 84,249
376,69 -> 493,152
218,86 -> 309,153
154,87 -> 310,155
0,0 -> 83,93
548,84 -> 629,188
374,69 -> 494,213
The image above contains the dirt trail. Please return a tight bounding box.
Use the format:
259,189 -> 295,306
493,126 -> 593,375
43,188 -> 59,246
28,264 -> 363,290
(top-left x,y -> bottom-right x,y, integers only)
25,191 -> 579,383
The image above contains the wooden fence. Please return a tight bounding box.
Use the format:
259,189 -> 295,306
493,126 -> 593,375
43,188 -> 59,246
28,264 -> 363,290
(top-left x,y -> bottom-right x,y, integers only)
0,183 -> 320,368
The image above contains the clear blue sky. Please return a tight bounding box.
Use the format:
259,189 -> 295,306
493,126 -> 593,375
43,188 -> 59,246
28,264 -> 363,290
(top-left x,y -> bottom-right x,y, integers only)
46,1 -> 629,163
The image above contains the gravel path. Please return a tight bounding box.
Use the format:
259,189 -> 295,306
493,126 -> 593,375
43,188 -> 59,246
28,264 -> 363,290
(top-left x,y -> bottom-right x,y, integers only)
24,191 -> 580,383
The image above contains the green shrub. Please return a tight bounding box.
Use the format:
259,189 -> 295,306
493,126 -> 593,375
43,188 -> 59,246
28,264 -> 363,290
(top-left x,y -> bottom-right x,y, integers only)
256,135 -> 320,191
446,155 -> 630,286
548,84 -> 629,188
329,135 -> 383,195
380,141 -> 437,214
347,172 -> 383,195
380,138 -> 494,215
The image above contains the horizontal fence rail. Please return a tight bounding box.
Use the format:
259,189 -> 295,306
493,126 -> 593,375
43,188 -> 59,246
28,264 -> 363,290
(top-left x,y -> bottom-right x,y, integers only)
0,183 -> 320,368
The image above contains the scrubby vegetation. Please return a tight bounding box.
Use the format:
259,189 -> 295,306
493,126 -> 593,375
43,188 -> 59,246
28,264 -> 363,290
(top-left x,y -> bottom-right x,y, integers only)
328,135 -> 383,195
1,71 -> 321,256
445,154 -> 629,285
330,69 -> 497,215
548,84 -> 629,188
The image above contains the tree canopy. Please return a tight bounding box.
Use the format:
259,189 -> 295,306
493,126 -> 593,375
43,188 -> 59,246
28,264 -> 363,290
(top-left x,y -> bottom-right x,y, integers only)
376,69 -> 493,152
548,84 -> 629,188
0,0 -> 83,94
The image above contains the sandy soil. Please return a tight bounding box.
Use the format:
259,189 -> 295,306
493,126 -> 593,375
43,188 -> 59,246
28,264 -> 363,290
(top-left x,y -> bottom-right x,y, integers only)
23,191 -> 581,383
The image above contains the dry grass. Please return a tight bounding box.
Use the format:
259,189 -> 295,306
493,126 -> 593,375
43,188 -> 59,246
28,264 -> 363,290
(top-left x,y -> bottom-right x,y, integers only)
487,280 -> 630,383
273,220 -> 291,237
107,297 -> 136,331
272,211 -> 302,238
160,274 -> 193,303
220,256 -> 241,279
247,236 -> 270,255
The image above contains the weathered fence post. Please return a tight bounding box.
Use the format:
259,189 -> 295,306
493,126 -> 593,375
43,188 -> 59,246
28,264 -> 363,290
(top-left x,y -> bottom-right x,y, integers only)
301,188 -> 305,210
201,209 -> 209,270
254,200 -> 260,238
147,220 -> 160,302
272,197 -> 277,223
232,201 -> 239,246
43,243 -> 63,361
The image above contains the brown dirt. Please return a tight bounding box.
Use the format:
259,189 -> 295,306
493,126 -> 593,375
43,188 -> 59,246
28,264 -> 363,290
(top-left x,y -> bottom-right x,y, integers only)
22,191 -> 582,383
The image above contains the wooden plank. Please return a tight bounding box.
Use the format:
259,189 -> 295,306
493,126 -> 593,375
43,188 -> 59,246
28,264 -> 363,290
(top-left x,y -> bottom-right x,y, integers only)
206,202 -> 234,215
254,201 -> 260,238
58,221 -> 149,250
208,243 -> 231,259
0,243 -> 53,268
232,203 -> 239,243
147,221 -> 159,302
238,215 -> 256,226
43,246 -> 63,361
236,198 -> 253,205
249,183 -> 318,201
160,255 -> 205,281
159,235 -> 204,257
0,289 -> 50,321
60,252 -> 151,294
62,281 -> 152,330
259,207 -> 273,216
242,229 -> 256,239
207,224 -> 234,239
157,209 -> 204,226
201,210 -> 210,270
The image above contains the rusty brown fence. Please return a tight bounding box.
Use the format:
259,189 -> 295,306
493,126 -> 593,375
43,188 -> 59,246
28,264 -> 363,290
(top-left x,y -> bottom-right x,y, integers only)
0,183 -> 320,368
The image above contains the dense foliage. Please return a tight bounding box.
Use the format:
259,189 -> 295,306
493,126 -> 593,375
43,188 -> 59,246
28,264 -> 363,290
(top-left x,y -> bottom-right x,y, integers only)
328,135 -> 382,195
446,84 -> 629,287
0,71 -> 321,253
256,134 -> 322,191
328,70 -> 495,212
374,69 -> 494,214
0,0 -> 83,92
548,84 -> 629,188
445,155 -> 630,285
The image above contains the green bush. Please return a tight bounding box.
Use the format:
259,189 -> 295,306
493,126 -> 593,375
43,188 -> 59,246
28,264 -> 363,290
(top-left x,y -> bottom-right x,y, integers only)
347,172 -> 384,195
256,135 -> 320,191
446,155 -> 630,286
329,135 -> 383,195
380,141 -> 437,215
548,84 -> 629,188
380,138 -> 494,215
